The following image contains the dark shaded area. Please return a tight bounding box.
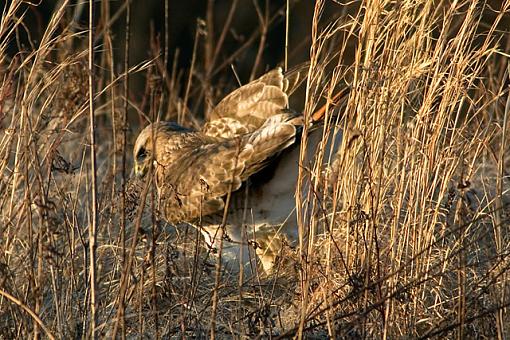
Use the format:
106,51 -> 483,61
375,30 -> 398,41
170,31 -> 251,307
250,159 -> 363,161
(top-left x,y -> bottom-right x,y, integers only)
4,0 -> 508,125
3,0 -> 347,125
4,1 -> 320,78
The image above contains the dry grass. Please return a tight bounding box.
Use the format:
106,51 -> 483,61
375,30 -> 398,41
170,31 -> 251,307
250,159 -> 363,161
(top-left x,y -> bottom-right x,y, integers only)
1,0 -> 510,338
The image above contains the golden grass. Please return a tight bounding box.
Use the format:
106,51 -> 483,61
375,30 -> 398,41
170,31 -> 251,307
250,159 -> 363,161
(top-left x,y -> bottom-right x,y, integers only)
1,0 -> 509,338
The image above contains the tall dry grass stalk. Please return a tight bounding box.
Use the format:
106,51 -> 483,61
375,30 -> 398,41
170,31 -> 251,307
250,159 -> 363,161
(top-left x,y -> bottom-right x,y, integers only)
0,0 -> 509,338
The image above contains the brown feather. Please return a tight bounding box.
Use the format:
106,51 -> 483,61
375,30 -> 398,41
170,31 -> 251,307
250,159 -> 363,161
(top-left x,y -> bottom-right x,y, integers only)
135,112 -> 297,224
132,65 -> 315,273
207,65 -> 308,131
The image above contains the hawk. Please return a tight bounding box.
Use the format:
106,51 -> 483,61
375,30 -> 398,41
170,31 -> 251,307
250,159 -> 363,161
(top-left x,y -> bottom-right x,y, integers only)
133,65 -> 340,273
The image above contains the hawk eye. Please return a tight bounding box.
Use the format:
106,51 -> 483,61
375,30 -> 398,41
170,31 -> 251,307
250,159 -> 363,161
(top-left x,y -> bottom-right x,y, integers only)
136,147 -> 148,161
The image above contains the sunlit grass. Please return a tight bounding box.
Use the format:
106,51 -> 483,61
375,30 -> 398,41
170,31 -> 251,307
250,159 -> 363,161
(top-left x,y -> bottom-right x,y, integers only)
0,0 -> 509,338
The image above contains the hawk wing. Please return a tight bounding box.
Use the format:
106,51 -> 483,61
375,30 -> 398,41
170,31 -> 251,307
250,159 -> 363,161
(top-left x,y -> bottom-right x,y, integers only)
203,64 -> 309,138
157,113 -> 299,223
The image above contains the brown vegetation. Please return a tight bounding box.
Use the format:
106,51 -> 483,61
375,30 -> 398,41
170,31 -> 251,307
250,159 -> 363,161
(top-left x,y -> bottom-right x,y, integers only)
1,0 -> 509,338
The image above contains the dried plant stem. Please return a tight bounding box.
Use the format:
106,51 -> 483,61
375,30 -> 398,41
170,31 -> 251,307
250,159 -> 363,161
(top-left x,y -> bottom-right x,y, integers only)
285,0 -> 289,71
181,20 -> 202,125
296,3 -> 324,338
112,173 -> 152,339
151,3 -> 161,334
119,0 -> 131,338
208,0 -> 238,73
87,0 -> 98,337
0,289 -> 56,340
212,2 -> 287,77
494,64 -> 510,340
250,0 -> 268,81
209,142 -> 242,339
205,0 -> 215,73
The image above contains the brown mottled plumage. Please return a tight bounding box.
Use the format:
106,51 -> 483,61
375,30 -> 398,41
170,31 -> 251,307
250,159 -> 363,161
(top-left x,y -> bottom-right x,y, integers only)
134,114 -> 298,222
207,64 -> 308,128
133,65 -> 314,273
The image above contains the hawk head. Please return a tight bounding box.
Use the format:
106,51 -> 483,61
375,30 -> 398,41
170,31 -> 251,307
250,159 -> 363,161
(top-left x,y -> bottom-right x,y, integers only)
133,122 -> 192,178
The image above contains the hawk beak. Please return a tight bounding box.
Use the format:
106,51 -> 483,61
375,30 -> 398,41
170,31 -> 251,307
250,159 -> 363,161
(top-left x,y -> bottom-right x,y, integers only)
134,162 -> 147,178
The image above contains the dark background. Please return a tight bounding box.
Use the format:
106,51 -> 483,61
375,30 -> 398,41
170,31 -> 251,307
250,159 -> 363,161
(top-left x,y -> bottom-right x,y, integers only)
3,0 -> 356,123
6,0 -> 507,122
7,1 -> 336,83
